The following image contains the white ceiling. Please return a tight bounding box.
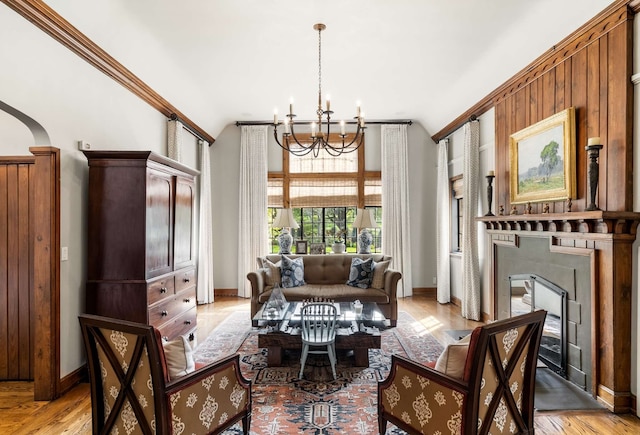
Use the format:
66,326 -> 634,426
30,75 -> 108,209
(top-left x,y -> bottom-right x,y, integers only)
46,0 -> 614,139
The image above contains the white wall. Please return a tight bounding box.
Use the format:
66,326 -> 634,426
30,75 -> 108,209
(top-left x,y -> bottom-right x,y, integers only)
446,109 -> 496,316
0,7 -> 171,378
210,122 -> 438,291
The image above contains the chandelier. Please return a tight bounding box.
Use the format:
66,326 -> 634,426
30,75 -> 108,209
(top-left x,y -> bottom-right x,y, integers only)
273,23 -> 365,157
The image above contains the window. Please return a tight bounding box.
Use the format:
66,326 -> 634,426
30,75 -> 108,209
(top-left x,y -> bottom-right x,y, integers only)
451,176 -> 463,252
268,206 -> 382,253
268,134 -> 382,253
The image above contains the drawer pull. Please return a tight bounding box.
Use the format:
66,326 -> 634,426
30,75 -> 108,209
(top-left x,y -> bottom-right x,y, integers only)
183,277 -> 190,283
163,336 -> 168,341
184,320 -> 192,325
189,333 -> 195,341
183,298 -> 191,303
161,310 -> 168,317
160,287 -> 167,294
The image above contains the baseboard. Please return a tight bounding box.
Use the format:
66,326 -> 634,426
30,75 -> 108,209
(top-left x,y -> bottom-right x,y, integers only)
412,287 -> 436,297
214,288 -> 238,297
58,364 -> 87,397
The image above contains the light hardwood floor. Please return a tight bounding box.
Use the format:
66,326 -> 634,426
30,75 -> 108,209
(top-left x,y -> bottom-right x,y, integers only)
1,295 -> 638,434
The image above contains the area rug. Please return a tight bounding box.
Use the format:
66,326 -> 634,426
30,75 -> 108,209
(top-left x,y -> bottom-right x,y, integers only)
194,311 -> 443,434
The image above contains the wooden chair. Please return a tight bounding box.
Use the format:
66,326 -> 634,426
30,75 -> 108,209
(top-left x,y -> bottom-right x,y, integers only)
299,302 -> 338,379
378,310 -> 546,435
79,314 -> 251,435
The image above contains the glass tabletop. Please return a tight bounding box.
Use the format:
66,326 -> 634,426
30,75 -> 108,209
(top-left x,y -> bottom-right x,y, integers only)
253,301 -> 386,326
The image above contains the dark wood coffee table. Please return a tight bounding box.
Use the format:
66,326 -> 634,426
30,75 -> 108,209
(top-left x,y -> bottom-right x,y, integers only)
253,302 -> 387,367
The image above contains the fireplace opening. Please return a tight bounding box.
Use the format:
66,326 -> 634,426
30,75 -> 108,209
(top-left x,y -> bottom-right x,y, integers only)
509,274 -> 568,378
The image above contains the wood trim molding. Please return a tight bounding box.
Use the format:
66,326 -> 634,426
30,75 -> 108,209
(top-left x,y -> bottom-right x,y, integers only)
432,0 -> 634,142
1,0 -> 215,144
58,364 -> 87,397
29,146 -> 60,400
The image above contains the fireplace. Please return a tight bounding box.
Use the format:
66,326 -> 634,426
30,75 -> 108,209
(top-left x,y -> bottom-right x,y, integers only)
478,211 -> 640,413
509,274 -> 567,378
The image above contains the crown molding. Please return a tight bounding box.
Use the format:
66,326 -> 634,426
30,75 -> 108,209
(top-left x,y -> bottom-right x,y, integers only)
432,0 -> 634,143
1,0 -> 215,143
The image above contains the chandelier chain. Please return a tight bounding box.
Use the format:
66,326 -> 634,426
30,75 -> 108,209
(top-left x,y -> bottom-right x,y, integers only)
272,22 -> 366,157
318,25 -> 322,106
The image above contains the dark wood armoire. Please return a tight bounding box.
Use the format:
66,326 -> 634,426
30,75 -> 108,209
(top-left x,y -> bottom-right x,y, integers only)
83,151 -> 199,343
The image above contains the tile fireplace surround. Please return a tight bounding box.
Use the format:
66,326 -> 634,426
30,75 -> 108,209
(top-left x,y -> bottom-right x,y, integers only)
478,211 -> 640,413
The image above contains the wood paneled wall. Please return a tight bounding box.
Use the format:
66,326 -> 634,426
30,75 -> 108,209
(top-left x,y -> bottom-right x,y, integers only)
0,156 -> 35,380
494,4 -> 634,214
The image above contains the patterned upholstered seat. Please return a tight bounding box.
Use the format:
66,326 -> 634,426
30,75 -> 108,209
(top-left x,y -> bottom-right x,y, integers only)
79,314 -> 251,435
378,310 -> 546,435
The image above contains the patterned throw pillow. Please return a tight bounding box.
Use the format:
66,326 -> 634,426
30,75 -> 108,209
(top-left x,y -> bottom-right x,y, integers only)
370,259 -> 390,289
263,259 -> 281,287
280,255 -> 305,288
346,257 -> 375,288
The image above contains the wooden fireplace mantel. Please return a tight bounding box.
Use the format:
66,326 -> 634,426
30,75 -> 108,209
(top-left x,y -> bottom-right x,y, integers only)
477,210 -> 640,413
477,210 -> 640,237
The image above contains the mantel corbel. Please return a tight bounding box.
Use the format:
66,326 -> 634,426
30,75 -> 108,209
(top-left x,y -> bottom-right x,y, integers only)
477,211 -> 640,237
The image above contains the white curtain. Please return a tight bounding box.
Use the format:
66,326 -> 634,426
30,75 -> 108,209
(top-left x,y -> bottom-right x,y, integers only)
167,119 -> 183,161
381,124 -> 413,297
197,140 -> 214,304
238,126 -> 268,298
436,139 -> 451,304
461,120 -> 481,320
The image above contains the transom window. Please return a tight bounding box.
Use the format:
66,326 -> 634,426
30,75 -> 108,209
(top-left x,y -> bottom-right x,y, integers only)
268,133 -> 382,253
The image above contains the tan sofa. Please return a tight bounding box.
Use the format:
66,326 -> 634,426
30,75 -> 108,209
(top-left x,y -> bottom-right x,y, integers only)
247,253 -> 401,326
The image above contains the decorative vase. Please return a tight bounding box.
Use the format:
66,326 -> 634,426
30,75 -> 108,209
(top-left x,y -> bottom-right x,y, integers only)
332,242 -> 346,254
357,229 -> 373,254
277,228 -> 293,254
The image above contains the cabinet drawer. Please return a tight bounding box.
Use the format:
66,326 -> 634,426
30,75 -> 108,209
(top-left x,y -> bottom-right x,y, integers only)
157,307 -> 197,342
148,289 -> 195,327
147,276 -> 175,305
175,268 -> 197,292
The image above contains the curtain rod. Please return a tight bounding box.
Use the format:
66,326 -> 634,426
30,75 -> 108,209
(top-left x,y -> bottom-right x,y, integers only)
235,119 -> 413,126
169,113 -> 214,146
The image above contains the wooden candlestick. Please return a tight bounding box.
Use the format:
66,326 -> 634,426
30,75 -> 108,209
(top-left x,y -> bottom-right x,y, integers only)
485,174 -> 495,216
585,142 -> 604,211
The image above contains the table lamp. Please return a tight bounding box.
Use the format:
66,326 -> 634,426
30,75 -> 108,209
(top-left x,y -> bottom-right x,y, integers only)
273,208 -> 299,254
353,208 -> 378,254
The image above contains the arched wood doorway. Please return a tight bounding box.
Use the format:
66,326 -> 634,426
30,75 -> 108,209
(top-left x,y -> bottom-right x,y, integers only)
0,101 -> 60,401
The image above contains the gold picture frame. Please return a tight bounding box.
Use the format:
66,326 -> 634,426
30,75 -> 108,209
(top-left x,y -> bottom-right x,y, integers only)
509,107 -> 576,204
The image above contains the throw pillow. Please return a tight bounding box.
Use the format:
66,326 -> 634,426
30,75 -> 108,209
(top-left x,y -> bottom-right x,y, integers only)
162,335 -> 195,380
370,260 -> 390,289
263,259 -> 281,287
434,333 -> 471,380
346,257 -> 374,289
280,255 -> 305,288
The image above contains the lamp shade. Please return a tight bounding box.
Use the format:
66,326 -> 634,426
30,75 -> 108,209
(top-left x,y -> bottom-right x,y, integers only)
353,208 -> 377,229
273,208 -> 300,229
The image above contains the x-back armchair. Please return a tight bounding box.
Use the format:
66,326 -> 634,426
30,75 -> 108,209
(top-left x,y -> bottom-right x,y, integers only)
79,314 -> 251,434
378,310 -> 546,434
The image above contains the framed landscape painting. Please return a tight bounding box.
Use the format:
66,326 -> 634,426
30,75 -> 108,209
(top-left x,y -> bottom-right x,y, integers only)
509,107 -> 576,204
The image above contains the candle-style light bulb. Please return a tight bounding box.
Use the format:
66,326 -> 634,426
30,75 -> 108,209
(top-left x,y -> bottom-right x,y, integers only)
326,94 -> 331,112
285,118 -> 291,134
311,122 -> 317,137
356,101 -> 361,117
340,120 -> 345,135
360,112 -> 365,128
273,108 -> 278,125
289,97 -> 294,116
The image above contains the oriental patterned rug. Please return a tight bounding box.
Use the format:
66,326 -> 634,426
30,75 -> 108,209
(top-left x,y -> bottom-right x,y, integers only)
194,311 -> 444,435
